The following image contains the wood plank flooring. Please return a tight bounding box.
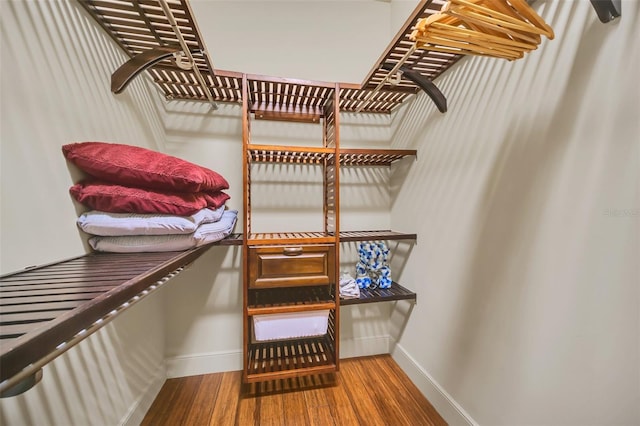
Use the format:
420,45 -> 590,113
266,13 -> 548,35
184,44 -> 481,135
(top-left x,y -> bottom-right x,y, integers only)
142,355 -> 447,426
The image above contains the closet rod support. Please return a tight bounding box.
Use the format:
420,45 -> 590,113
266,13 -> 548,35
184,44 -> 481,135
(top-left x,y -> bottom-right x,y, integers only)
355,45 -> 417,113
157,0 -> 218,110
589,0 -> 621,23
112,46 -> 195,94
382,63 -> 447,113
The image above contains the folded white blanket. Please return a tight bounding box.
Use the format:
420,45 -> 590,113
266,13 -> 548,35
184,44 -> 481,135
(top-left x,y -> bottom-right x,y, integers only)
339,272 -> 360,299
89,210 -> 237,253
78,205 -> 226,236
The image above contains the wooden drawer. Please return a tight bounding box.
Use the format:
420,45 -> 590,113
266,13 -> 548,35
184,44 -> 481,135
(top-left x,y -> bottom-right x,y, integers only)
248,244 -> 335,288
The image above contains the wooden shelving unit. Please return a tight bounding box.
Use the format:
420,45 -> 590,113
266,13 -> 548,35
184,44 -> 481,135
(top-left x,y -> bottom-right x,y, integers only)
242,75 -> 341,383
239,67 -> 420,382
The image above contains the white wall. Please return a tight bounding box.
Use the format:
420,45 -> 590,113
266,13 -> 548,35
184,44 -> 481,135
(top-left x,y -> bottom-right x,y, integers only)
390,1 -> 640,424
1,1 -> 167,424
0,0 -> 165,273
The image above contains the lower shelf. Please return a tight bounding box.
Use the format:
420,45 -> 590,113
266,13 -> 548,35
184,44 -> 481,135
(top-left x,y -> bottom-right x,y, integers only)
340,282 -> 417,305
245,336 -> 337,382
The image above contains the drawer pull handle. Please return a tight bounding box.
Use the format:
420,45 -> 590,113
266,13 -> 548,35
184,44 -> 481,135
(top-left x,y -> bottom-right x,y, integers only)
283,247 -> 303,256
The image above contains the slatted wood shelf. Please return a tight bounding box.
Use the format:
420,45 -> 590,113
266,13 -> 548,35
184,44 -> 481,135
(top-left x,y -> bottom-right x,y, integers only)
247,146 -> 415,166
79,0 -> 217,101
340,282 -> 417,306
245,335 -> 337,383
82,0 -> 462,114
247,232 -> 336,246
217,233 -> 243,245
339,85 -> 417,113
361,0 -> 463,92
339,149 -> 417,166
0,244 -> 222,384
247,286 -> 335,316
339,230 -> 417,242
247,145 -> 336,164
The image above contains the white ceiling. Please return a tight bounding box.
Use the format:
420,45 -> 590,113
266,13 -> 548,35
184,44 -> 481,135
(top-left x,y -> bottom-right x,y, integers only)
190,0 -> 420,83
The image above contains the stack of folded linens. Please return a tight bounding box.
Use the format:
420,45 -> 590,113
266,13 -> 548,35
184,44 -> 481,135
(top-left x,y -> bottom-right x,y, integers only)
63,142 -> 237,252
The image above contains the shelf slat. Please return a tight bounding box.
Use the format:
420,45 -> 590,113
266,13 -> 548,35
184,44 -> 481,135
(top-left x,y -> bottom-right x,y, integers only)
339,230 -> 417,242
339,148 -> 416,166
340,282 -> 417,306
248,285 -> 335,316
247,232 -> 336,246
248,302 -> 335,316
234,231 -> 418,244
216,233 -> 243,246
0,246 -> 213,383
245,336 -> 337,383
247,145 -> 336,165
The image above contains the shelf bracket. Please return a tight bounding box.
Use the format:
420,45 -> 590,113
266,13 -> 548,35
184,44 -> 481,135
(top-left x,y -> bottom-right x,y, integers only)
112,46 -> 189,94
382,63 -> 447,113
589,0 -> 621,23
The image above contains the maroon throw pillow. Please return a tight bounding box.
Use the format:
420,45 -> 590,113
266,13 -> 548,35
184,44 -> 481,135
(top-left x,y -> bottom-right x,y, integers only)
70,180 -> 208,216
63,142 -> 229,193
203,191 -> 230,209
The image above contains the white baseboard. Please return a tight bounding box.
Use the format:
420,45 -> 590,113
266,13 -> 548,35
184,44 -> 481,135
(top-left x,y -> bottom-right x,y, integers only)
339,335 -> 390,359
391,343 -> 478,426
166,350 -> 243,378
122,367 -> 166,426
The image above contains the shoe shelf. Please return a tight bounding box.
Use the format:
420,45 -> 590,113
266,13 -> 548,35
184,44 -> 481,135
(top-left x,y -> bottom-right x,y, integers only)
245,335 -> 337,383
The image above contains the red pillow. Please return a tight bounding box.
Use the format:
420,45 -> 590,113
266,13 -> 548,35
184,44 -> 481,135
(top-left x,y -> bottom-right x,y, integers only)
70,180 -> 209,216
63,142 -> 229,193
203,191 -> 231,209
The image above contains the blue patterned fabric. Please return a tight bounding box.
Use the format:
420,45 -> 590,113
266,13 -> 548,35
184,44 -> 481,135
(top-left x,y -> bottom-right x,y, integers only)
355,241 -> 392,289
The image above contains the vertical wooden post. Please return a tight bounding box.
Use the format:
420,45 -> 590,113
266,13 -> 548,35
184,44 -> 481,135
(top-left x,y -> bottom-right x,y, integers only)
241,74 -> 250,382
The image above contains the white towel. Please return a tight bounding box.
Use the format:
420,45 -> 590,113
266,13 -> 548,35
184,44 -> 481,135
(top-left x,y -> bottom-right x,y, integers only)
339,272 -> 360,299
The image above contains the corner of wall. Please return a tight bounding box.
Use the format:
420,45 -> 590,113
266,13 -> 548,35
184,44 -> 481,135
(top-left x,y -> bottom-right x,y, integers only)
121,366 -> 166,426
390,342 -> 478,426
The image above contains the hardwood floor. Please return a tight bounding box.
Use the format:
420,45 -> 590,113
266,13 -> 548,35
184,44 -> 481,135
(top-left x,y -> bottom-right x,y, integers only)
142,355 -> 447,426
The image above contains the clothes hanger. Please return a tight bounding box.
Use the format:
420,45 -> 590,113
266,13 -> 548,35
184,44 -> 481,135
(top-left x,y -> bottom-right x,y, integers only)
411,0 -> 553,61
413,13 -> 533,60
429,22 -> 538,51
443,2 -> 545,44
500,0 -> 554,39
446,0 -> 549,37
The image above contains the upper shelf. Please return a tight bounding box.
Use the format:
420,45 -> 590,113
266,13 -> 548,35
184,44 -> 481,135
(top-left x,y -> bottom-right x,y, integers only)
360,0 -> 463,92
81,0 -> 463,114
